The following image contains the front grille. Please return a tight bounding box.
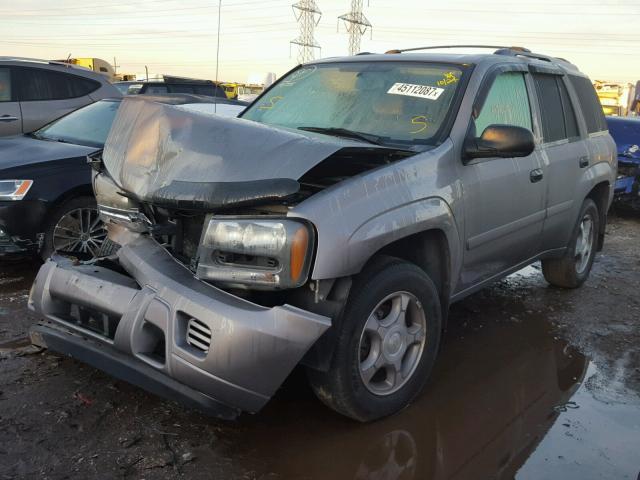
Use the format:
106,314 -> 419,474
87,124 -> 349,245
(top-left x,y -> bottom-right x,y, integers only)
186,317 -> 212,353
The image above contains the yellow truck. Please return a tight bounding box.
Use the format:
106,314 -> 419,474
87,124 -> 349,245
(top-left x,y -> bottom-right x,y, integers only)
594,80 -> 636,116
54,58 -> 115,81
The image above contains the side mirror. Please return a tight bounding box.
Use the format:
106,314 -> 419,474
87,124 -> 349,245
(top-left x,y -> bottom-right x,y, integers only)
463,124 -> 535,161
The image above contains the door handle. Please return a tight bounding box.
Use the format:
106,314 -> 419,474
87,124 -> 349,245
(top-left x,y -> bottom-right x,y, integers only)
579,156 -> 589,168
529,168 -> 544,183
0,115 -> 18,122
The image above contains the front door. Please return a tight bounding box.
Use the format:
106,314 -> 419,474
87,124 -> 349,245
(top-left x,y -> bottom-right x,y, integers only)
457,70 -> 546,292
0,67 -> 22,136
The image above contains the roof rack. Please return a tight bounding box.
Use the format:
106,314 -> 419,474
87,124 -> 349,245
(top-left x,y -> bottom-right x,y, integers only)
384,45 -> 531,54
383,45 -> 575,68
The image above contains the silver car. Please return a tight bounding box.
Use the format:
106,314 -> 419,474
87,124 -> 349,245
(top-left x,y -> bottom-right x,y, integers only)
0,57 -> 121,137
29,46 -> 616,422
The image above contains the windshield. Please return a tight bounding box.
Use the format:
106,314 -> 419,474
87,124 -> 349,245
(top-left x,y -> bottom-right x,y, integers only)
35,100 -> 120,147
242,61 -> 465,147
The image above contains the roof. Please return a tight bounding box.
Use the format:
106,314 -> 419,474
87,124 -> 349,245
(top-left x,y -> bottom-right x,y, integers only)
309,46 -> 581,74
0,56 -> 86,69
0,56 -> 111,81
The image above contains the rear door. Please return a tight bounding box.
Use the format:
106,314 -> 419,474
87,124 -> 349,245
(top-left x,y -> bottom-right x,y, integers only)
0,67 -> 22,136
458,69 -> 546,291
531,70 -> 590,251
16,67 -> 100,132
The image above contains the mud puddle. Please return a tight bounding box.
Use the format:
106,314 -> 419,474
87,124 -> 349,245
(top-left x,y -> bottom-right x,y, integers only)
225,315 -> 639,480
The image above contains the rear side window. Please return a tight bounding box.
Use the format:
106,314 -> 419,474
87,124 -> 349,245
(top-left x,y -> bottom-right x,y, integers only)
193,85 -> 225,97
558,79 -> 579,138
475,72 -> 532,135
533,74 -> 566,143
0,68 -> 11,102
569,75 -> 607,134
18,68 -> 100,101
532,74 -> 580,143
144,84 -> 168,94
169,84 -> 196,94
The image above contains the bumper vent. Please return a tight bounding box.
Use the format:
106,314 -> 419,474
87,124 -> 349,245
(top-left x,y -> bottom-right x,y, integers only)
186,318 -> 212,353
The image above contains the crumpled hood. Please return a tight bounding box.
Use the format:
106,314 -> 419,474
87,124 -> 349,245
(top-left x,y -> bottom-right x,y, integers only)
0,135 -> 97,170
102,96 -> 382,205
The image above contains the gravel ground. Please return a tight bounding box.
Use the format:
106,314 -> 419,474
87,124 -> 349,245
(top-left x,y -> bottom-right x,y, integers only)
0,213 -> 638,480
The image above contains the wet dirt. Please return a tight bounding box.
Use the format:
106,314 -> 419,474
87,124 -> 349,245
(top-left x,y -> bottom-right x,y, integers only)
0,214 -> 638,480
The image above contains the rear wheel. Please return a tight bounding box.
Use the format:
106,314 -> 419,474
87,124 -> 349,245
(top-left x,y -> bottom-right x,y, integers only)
542,199 -> 599,288
308,256 -> 442,422
41,196 -> 107,260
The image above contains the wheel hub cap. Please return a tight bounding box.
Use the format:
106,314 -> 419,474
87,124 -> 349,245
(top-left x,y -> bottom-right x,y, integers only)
383,329 -> 404,358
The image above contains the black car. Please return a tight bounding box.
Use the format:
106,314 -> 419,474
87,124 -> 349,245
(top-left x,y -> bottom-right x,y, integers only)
0,98 -> 120,258
0,94 -> 246,259
114,77 -> 227,98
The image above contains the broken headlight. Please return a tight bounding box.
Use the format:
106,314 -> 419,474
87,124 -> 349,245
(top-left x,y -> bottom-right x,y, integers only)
195,217 -> 315,289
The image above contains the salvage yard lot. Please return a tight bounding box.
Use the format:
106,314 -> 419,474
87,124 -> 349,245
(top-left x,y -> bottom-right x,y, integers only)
0,213 -> 638,480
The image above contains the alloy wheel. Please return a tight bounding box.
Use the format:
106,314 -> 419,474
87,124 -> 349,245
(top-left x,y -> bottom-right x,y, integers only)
574,213 -> 594,275
358,291 -> 427,396
52,207 -> 107,258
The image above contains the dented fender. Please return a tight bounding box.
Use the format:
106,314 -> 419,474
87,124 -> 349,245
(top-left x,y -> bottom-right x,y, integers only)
290,140 -> 463,291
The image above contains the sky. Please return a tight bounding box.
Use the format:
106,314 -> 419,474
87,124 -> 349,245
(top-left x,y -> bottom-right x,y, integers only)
1,0 -> 639,84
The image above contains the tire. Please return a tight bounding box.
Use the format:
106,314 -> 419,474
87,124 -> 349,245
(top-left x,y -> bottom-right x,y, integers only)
41,196 -> 107,261
541,198 -> 599,289
308,256 -> 442,422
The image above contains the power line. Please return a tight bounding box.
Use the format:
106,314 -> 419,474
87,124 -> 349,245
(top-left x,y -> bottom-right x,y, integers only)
290,0 -> 322,64
338,0 -> 372,56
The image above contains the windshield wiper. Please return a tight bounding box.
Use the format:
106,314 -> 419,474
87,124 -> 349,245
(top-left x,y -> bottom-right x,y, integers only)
297,127 -> 384,146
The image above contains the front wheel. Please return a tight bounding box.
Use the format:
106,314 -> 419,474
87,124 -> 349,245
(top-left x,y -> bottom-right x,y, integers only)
41,196 -> 107,261
308,257 -> 442,422
542,198 -> 599,288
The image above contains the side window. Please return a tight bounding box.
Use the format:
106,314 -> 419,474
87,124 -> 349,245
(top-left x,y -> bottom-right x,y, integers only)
568,75 -> 607,134
475,72 -> 532,135
193,85 -> 212,96
558,78 -> 579,139
144,85 -> 168,94
19,68 -> 99,101
0,68 -> 12,102
169,85 -> 196,94
532,73 -> 567,143
67,75 -> 100,97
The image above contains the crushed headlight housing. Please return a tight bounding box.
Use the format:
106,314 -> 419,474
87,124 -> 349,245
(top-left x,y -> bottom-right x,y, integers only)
0,180 -> 33,200
195,216 -> 315,289
94,172 -> 150,232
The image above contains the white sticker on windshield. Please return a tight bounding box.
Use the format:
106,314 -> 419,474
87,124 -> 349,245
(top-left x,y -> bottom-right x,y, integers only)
387,83 -> 444,100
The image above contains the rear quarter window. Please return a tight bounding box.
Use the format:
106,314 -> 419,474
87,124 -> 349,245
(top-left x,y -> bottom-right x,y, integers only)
18,68 -> 101,101
0,68 -> 12,102
569,75 -> 607,134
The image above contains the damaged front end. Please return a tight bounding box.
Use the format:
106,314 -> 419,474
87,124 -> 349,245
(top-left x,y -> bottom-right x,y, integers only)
614,146 -> 640,210
28,95 -> 412,417
608,116 -> 640,210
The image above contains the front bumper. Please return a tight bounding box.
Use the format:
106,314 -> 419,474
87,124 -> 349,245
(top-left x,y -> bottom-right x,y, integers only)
28,235 -> 331,417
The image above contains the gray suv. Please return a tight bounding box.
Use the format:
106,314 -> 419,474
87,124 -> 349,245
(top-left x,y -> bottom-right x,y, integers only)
28,47 -> 616,422
0,57 -> 121,136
